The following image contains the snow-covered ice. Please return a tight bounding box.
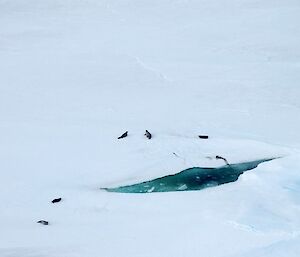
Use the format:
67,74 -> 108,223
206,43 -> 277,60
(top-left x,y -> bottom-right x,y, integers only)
0,0 -> 300,256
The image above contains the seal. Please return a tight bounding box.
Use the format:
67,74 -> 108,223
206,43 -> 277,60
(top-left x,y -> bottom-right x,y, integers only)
198,135 -> 209,139
118,131 -> 128,139
52,198 -> 62,203
37,220 -> 49,225
145,130 -> 152,139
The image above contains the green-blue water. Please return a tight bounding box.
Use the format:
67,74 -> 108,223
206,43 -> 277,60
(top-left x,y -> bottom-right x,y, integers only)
104,159 -> 273,193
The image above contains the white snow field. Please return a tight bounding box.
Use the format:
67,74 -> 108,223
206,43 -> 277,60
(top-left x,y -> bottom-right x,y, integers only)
1,0 -> 300,256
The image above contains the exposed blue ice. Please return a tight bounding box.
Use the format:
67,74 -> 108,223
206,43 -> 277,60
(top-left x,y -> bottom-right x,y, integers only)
104,159 -> 273,193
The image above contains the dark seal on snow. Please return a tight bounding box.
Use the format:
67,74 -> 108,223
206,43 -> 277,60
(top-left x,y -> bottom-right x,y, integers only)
37,220 -> 49,225
198,135 -> 209,139
118,131 -> 128,139
145,130 -> 152,139
52,198 -> 62,203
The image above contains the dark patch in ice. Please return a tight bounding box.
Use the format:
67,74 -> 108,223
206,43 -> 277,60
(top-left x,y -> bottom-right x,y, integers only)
104,159 -> 273,193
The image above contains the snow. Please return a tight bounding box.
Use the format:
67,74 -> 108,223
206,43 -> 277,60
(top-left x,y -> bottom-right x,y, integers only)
0,0 -> 300,256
